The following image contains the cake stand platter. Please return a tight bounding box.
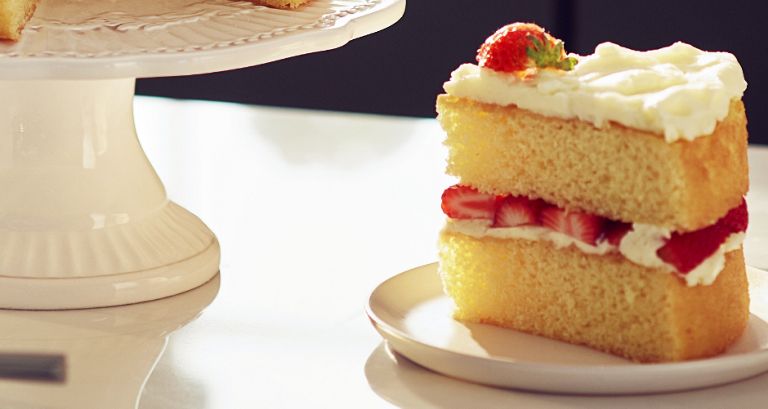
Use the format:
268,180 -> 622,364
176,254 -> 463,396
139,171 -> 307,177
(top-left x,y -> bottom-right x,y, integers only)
0,0 -> 404,309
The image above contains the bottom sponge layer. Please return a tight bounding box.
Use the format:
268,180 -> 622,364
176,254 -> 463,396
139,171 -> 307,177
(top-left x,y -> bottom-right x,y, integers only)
438,230 -> 749,362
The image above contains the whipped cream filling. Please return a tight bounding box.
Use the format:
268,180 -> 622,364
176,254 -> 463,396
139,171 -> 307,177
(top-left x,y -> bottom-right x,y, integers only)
443,42 -> 747,142
443,219 -> 745,286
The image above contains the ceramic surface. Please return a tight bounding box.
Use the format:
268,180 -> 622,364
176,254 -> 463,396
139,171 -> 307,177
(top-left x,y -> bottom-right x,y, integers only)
0,0 -> 403,307
0,79 -> 220,308
368,263 -> 768,394
0,0 -> 406,79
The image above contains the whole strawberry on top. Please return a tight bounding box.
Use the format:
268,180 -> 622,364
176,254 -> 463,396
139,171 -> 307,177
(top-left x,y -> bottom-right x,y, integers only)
476,22 -> 577,76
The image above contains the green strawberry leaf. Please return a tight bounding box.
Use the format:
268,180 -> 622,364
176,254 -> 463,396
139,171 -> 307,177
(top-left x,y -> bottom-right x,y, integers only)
525,34 -> 577,71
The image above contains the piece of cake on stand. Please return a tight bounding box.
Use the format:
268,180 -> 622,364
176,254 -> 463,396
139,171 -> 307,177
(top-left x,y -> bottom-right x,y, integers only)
0,0 -> 405,309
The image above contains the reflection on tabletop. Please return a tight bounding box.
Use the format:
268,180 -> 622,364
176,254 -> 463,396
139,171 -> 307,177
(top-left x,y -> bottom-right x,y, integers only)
365,341 -> 768,409
0,274 -> 219,409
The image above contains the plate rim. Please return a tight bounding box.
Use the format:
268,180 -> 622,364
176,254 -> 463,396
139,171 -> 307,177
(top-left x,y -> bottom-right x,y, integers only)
366,262 -> 768,391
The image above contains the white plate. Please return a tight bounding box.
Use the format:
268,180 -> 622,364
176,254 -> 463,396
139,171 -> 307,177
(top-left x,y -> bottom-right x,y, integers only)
367,263 -> 768,395
0,0 -> 405,79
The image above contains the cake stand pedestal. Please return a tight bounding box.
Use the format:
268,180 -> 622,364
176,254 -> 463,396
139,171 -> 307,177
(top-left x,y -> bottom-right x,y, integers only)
0,0 -> 404,309
0,78 -> 219,309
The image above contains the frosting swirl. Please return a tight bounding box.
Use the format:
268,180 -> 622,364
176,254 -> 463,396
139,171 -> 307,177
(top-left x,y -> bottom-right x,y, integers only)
444,42 -> 747,142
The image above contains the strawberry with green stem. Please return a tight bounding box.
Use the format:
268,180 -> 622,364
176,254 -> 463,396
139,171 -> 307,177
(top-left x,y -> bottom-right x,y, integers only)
477,22 -> 577,75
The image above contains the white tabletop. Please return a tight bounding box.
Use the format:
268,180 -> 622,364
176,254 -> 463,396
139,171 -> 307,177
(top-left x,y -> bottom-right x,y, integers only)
1,97 -> 767,408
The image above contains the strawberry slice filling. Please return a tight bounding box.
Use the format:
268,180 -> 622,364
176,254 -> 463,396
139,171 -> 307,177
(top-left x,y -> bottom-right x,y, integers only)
441,184 -> 748,277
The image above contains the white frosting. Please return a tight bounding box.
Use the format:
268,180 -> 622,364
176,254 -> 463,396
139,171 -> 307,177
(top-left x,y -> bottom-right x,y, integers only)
443,42 -> 747,142
619,223 -> 671,269
445,219 -> 613,255
444,219 -> 745,286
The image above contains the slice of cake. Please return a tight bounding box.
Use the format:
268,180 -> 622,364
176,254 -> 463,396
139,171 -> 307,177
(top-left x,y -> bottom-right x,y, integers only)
437,23 -> 750,362
0,0 -> 38,41
252,0 -> 311,9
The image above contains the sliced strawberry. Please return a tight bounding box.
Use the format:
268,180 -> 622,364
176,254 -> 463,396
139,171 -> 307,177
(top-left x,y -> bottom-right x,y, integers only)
441,185 -> 499,220
602,221 -> 633,246
540,205 -> 606,245
493,196 -> 544,227
720,198 -> 748,233
566,211 -> 606,246
657,224 -> 730,274
657,198 -> 748,273
540,205 -> 569,234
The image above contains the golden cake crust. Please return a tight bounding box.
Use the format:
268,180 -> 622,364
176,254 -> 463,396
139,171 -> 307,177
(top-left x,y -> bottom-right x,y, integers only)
252,0 -> 310,8
436,95 -> 749,231
438,230 -> 750,362
0,0 -> 38,41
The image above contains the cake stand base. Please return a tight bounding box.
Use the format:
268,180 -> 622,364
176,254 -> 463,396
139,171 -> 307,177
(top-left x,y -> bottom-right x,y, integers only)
0,224 -> 220,311
0,79 -> 220,309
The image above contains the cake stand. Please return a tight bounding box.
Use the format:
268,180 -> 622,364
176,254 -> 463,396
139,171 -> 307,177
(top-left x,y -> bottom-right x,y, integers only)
0,0 -> 405,309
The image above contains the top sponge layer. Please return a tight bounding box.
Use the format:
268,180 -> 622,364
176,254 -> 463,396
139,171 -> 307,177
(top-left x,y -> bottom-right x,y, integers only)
436,94 -> 748,231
